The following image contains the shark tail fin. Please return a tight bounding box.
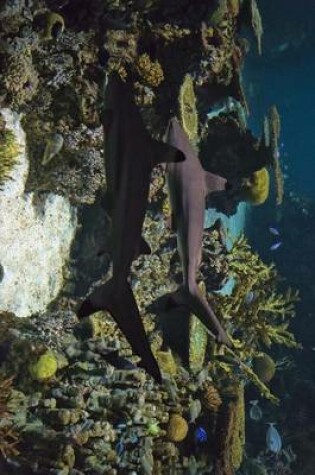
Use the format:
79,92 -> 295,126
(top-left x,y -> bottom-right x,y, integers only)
76,279 -> 162,383
151,138 -> 185,167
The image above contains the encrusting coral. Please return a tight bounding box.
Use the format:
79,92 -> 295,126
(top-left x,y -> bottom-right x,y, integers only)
178,74 -> 198,144
28,350 -> 58,381
242,167 -> 270,206
0,374 -> 20,459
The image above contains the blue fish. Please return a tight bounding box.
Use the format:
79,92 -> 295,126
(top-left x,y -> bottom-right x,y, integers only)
194,426 -> 208,443
270,241 -> 282,251
266,423 -> 282,453
269,226 -> 280,236
115,440 -> 125,456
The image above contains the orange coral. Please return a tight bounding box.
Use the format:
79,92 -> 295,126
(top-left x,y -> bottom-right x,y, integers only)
201,382 -> 223,412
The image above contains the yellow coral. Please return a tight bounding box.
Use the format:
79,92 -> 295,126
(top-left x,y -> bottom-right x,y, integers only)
29,351 -> 58,381
201,382 -> 222,412
136,54 -> 164,88
0,118 -> 20,189
42,12 -> 65,40
167,414 -> 189,442
243,167 -> 270,205
230,383 -> 245,470
178,74 -> 198,143
156,350 -> 177,376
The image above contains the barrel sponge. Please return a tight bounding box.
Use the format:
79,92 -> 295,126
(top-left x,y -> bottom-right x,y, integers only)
243,167 -> 270,205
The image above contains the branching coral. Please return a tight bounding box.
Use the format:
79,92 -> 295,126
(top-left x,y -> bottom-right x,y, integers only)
208,235 -> 299,402
0,374 -> 20,458
136,53 -> 164,88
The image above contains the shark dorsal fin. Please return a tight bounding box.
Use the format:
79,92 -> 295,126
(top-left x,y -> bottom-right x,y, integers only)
204,170 -> 227,195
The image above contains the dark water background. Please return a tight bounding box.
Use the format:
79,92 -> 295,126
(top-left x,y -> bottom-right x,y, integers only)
243,3 -> 315,471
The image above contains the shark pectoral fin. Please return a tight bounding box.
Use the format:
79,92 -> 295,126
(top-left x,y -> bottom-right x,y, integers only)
204,170 -> 227,194
133,237 -> 151,260
138,237 -> 151,256
101,109 -> 113,133
151,139 -> 185,166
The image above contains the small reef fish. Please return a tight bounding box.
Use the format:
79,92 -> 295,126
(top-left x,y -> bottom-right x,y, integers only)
266,423 -> 282,453
270,241 -> 282,251
42,133 -> 64,165
189,398 -> 202,423
249,400 -> 263,421
245,291 -> 255,305
194,426 -> 208,443
269,226 -> 280,236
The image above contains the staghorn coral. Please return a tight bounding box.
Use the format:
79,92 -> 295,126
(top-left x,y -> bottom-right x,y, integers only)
0,117 -> 20,188
166,414 -> 189,442
136,53 -> 164,88
208,235 -> 299,402
0,374 -> 20,459
178,74 -> 198,143
242,167 -> 270,206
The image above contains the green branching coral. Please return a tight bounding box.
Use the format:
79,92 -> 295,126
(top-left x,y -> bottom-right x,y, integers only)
209,235 -> 299,402
0,118 -> 20,189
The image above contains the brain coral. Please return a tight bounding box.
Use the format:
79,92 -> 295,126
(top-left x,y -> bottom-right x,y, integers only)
252,353 -> 276,384
167,414 -> 189,442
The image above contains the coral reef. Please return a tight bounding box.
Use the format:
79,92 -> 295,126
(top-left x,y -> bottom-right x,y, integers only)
0,1 -> 299,473
29,350 -> 58,381
0,115 -> 20,188
209,235 -> 299,402
178,74 -> 198,144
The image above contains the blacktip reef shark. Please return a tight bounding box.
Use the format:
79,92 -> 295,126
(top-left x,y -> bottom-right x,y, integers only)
76,74 -> 185,383
165,117 -> 231,347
